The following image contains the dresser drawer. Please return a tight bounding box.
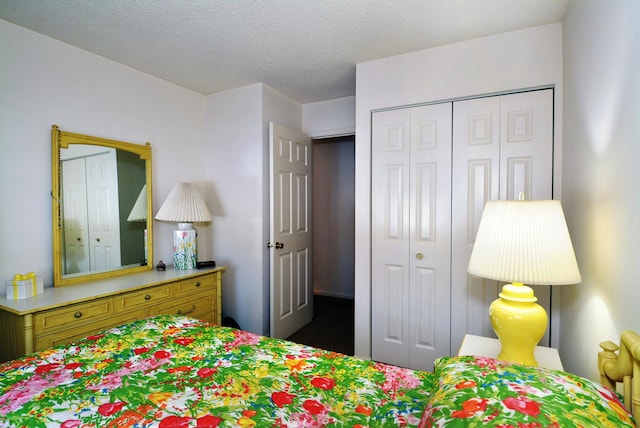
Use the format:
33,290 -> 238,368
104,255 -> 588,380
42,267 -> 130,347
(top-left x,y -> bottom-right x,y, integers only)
35,309 -> 146,351
34,298 -> 114,336
173,274 -> 216,295
149,292 -> 215,323
114,284 -> 172,313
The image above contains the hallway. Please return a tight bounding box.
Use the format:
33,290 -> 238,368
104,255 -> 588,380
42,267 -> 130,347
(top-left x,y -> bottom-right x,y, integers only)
286,295 -> 354,355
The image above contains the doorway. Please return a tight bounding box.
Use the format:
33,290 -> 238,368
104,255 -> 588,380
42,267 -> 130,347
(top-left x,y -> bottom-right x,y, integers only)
286,135 -> 355,354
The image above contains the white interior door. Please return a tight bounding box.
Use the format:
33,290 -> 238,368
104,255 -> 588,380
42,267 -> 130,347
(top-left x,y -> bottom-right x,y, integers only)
371,103 -> 453,371
269,122 -> 313,339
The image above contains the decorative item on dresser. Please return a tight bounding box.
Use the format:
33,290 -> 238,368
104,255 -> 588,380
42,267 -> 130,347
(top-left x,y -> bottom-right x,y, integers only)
0,267 -> 224,363
155,182 -> 212,270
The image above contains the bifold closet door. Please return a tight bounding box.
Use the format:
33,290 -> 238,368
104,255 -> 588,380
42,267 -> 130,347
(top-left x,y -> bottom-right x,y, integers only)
62,150 -> 122,275
450,89 -> 554,351
371,103 -> 452,371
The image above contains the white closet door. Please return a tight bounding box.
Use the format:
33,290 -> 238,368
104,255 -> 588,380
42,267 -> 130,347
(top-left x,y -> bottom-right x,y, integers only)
450,89 -> 554,351
372,102 -> 452,370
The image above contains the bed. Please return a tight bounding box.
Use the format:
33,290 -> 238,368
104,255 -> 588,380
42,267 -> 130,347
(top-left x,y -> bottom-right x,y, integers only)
0,315 -> 636,427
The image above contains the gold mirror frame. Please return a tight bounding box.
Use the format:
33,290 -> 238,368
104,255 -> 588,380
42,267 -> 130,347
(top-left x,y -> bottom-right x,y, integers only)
52,125 -> 153,286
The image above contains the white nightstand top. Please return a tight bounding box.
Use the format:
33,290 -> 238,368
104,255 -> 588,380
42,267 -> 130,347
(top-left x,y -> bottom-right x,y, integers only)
458,334 -> 564,371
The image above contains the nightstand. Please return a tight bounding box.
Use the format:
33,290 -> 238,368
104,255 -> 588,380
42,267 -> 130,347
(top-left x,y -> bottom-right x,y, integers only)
458,334 -> 564,371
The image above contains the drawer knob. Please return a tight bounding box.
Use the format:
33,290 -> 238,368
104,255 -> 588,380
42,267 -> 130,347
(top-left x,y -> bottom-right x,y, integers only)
144,294 -> 151,301
74,311 -> 82,319
195,282 -> 201,287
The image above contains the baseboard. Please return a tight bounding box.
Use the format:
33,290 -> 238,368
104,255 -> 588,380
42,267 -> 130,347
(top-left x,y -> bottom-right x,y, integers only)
313,290 -> 354,300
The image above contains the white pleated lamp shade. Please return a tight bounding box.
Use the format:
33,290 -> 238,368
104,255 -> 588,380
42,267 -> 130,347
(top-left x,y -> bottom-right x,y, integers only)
127,184 -> 148,222
467,200 -> 581,285
155,182 -> 212,223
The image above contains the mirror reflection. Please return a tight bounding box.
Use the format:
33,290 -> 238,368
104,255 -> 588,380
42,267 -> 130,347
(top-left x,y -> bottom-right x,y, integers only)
52,125 -> 153,286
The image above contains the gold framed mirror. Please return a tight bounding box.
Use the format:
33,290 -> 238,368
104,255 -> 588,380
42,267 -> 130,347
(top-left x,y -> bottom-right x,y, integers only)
52,125 -> 153,286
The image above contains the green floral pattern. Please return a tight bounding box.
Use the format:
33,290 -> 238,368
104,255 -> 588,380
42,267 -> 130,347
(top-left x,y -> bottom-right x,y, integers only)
419,355 -> 635,427
2,317 -> 635,427
0,315 -> 433,427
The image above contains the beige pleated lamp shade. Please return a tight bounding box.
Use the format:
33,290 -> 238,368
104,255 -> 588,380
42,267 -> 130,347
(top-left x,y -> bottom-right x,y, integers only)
127,184 -> 148,222
155,182 -> 212,223
467,200 -> 581,285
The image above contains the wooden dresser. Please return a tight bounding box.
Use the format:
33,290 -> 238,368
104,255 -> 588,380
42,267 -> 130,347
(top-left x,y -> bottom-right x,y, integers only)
0,267 -> 224,362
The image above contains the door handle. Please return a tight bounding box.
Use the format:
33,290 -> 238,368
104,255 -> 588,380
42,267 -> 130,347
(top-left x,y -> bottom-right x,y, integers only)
177,305 -> 196,316
267,242 -> 284,249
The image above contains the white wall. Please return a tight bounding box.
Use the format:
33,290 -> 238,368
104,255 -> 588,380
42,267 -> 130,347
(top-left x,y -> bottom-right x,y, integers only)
0,20 -> 208,287
303,96 -> 355,138
561,0 -> 640,379
204,84 -> 264,333
354,23 -> 564,359
205,84 -> 302,335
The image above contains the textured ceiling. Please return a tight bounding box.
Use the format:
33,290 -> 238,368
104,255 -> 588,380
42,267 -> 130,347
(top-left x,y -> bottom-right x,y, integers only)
0,0 -> 569,103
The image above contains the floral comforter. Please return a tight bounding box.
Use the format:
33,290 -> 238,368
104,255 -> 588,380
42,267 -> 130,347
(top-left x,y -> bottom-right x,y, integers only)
0,315 -> 433,427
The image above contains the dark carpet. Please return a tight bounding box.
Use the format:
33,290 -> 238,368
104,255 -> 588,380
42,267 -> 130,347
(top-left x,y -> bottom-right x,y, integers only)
286,295 -> 354,356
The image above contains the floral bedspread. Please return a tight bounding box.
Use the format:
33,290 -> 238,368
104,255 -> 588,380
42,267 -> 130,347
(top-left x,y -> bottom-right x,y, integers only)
0,315 -> 433,427
420,355 -> 635,427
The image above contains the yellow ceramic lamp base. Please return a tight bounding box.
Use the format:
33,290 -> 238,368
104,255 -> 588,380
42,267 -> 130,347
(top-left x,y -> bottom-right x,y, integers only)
490,282 -> 548,366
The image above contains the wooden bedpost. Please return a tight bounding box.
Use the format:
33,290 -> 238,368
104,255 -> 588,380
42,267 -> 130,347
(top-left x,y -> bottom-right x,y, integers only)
599,340 -> 619,390
600,331 -> 640,427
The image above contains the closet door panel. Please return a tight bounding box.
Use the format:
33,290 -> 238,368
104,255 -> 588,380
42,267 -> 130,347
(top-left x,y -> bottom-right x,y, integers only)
408,104 -> 452,370
372,109 -> 411,367
381,264 -> 406,344
411,266 -> 436,351
451,89 -> 554,352
500,90 -> 553,200
372,103 -> 452,370
499,90 -> 554,341
451,97 -> 501,350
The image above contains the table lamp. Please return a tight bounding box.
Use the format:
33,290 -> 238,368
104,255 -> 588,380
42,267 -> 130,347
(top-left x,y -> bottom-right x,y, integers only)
127,184 -> 148,265
467,199 -> 581,366
155,182 -> 212,270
